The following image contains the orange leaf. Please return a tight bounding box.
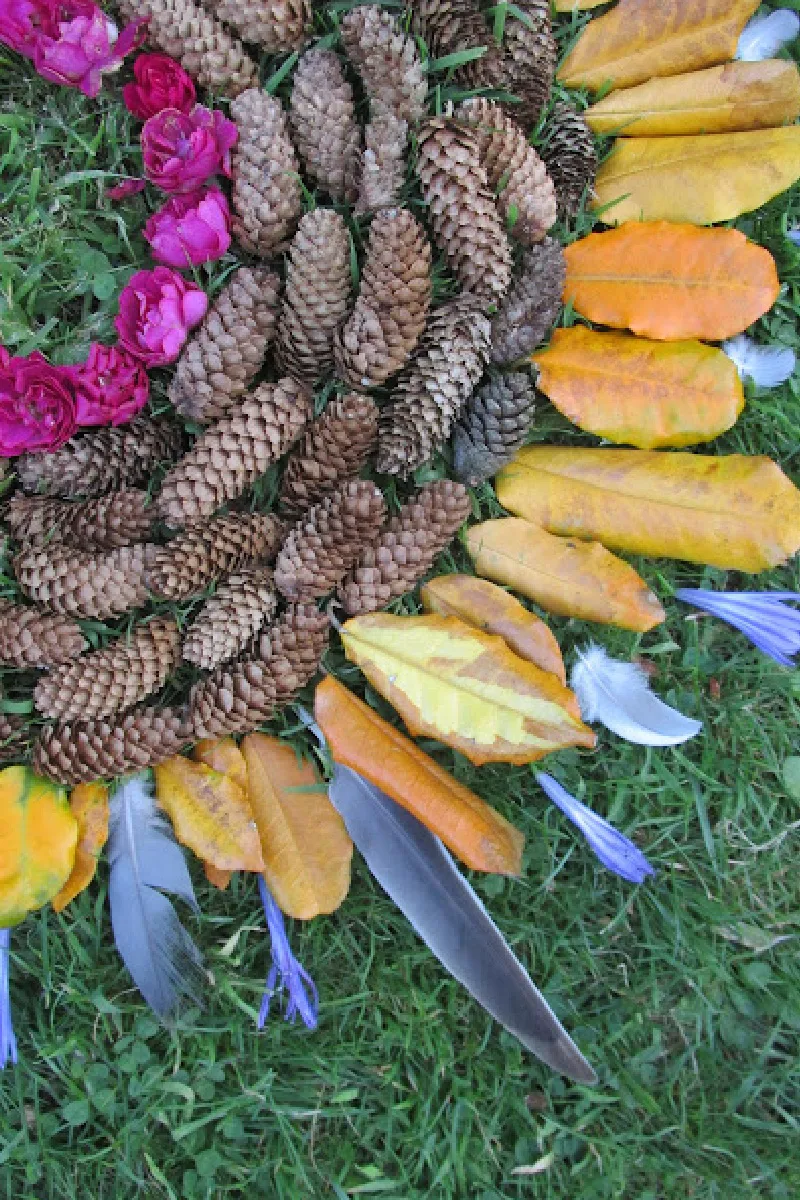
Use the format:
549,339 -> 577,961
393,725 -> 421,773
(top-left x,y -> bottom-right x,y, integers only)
314,676 -> 524,875
564,223 -> 779,342
154,756 -> 264,872
52,783 -> 109,913
204,863 -> 233,890
193,738 -> 248,794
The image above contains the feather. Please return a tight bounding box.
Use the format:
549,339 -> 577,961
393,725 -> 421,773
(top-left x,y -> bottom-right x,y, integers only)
787,227 -> 800,246
570,644 -> 702,747
722,334 -> 795,388
736,9 -> 799,59
108,775 -> 205,1020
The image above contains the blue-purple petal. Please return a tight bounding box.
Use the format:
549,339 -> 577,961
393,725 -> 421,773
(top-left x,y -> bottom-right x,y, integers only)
676,588 -> 800,666
257,877 -> 318,1031
0,929 -> 17,1069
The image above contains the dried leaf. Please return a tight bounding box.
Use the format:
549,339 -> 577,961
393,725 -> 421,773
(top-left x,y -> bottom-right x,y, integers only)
52,783 -> 109,913
0,766 -> 77,926
204,863 -> 233,890
193,739 -> 248,889
154,756 -> 264,873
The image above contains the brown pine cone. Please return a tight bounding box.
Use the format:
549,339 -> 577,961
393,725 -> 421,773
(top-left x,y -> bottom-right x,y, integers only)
274,480 -> 387,602
334,208 -> 431,390
189,658 -> 278,739
15,417 -> 185,499
182,569 -> 278,670
169,267 -> 280,424
377,296 -> 491,477
540,101 -> 598,219
4,490 -> 152,550
0,714 -> 26,764
274,210 -> 352,386
356,108 -> 408,216
14,544 -> 152,620
489,237 -> 566,364
416,117 -> 511,302
410,0 -> 504,89
148,513 -> 286,601
279,393 -> 379,518
230,89 -> 302,257
340,480 -> 471,615
457,99 -> 556,246
0,599 -> 87,667
290,49 -> 361,203
451,373 -> 536,486
34,617 -> 181,722
157,378 -> 312,528
341,5 -> 427,125
33,705 -> 189,785
209,0 -> 310,51
253,602 -> 330,705
498,0 -> 555,132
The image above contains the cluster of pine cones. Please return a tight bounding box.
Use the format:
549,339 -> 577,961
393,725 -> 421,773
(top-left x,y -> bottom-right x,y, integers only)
0,3 -> 597,787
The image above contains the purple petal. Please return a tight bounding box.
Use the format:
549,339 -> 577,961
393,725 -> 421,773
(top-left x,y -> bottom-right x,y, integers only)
676,588 -> 800,666
257,877 -> 318,1031
0,929 -> 17,1069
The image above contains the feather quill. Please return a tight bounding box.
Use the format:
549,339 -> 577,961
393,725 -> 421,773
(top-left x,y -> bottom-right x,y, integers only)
722,334 -> 795,388
108,775 -> 205,1020
736,9 -> 800,59
571,645 -> 701,747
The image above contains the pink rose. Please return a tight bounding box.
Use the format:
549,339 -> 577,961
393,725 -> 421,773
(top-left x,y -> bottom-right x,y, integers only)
144,187 -> 231,268
123,52 -> 196,121
141,105 -> 238,194
115,266 -> 208,367
0,0 -> 49,56
0,351 -> 79,456
72,342 -> 150,426
105,177 -> 146,201
13,0 -> 148,98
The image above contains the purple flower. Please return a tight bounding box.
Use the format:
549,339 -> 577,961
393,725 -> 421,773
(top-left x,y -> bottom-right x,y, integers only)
676,587 -> 800,667
257,876 -> 318,1031
115,266 -> 207,367
1,929 -> 17,1069
143,187 -> 231,268
141,105 -> 237,195
536,772 -> 656,884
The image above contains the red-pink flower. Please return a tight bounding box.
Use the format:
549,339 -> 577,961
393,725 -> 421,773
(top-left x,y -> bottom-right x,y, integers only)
0,351 -> 79,456
141,105 -> 238,194
115,266 -> 208,367
105,177 -> 146,201
72,342 -> 150,426
123,52 -> 196,121
144,187 -> 231,267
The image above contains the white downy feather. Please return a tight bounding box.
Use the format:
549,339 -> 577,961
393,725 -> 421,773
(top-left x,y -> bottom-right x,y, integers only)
722,334 -> 796,388
736,9 -> 800,60
570,645 -> 702,747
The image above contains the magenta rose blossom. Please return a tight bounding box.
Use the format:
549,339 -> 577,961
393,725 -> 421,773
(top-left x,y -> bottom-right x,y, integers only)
0,351 -> 79,456
0,0 -> 48,56
144,187 -> 231,267
105,176 -> 146,201
115,266 -> 208,367
123,52 -> 196,121
141,105 -> 238,194
72,342 -> 150,426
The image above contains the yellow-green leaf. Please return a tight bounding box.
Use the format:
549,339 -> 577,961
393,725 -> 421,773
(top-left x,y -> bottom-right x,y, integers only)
154,756 -> 265,872
52,783 -> 109,913
0,766 -> 77,926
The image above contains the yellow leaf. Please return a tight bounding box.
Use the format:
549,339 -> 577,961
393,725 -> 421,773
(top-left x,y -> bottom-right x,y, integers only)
534,327 -> 744,449
193,739 -> 249,889
496,446 -> 800,572
0,766 -> 77,926
52,783 -> 109,913
466,518 -> 665,632
340,612 -> 596,766
242,734 -> 352,920
154,756 -> 264,872
585,60 -> 800,137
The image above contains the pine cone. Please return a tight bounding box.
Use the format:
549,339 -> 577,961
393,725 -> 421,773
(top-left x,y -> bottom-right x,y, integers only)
4,490 -> 152,550
169,267 -> 280,424
274,210 -> 352,386
209,0 -> 310,51
356,108 -> 408,216
189,658 -> 277,738
253,602 -> 330,705
489,237 -> 566,364
0,714 -> 26,764
274,480 -> 387,602
290,49 -> 361,203
334,208 -> 431,389
377,296 -> 491,477
279,393 -> 379,517
34,617 -> 181,722
157,378 -> 312,528
451,373 -> 535,486
340,480 -> 471,615
410,0 -> 504,89
0,599 -> 86,668
14,544 -> 152,620
33,705 -> 189,785
341,5 -> 427,125
498,0 -> 555,131
148,513 -> 286,601
230,89 -> 302,257
540,101 -> 597,218
416,118 -> 511,302
15,417 -> 185,498
182,569 -> 278,670
457,99 -> 556,246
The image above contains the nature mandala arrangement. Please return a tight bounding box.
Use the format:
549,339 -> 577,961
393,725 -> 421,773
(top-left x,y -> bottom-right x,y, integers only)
2,0 -> 800,1085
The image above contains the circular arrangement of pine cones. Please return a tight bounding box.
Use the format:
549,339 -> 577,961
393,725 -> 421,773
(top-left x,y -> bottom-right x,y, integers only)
1,2 -> 598,787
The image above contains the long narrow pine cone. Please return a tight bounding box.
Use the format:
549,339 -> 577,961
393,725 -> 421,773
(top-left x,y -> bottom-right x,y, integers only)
334,208 -> 431,389
148,513 -> 286,601
230,89 -> 302,257
189,658 -> 277,738
340,480 -> 471,615
209,0 -> 310,52
0,599 -> 87,667
416,118 -> 511,302
498,0 -> 556,131
290,49 -> 361,203
377,296 -> 491,477
279,393 -> 379,517
540,102 -> 598,218
356,108 -> 408,216
0,714 -> 26,765
33,706 -> 189,785
274,480 -> 387,602
274,210 -> 352,385
457,99 -> 556,246
410,0 -> 504,89
451,373 -> 536,486
4,490 -> 152,550
14,544 -> 152,620
182,569 -> 278,670
489,236 -> 566,364
157,378 -> 312,528
169,267 -> 280,424
341,5 -> 427,125
252,602 -> 330,706
34,617 -> 181,722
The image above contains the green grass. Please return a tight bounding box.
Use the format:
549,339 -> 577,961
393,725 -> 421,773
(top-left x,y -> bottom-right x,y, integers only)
2,12 -> 800,1199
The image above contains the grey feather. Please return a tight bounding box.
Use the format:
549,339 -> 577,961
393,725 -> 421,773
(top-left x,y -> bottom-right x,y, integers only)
108,775 -> 206,1020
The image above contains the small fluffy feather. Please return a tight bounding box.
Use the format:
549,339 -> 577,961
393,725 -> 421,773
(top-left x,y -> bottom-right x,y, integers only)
736,9 -> 800,60
722,334 -> 796,387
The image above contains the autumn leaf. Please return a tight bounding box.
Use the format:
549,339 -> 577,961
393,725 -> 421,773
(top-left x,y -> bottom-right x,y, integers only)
193,739 -> 249,889
204,863 -> 233,890
534,327 -> 744,450
339,612 -> 595,766
466,518 -> 665,632
420,574 -> 566,683
496,446 -> 800,572
558,0 -> 759,92
314,676 -> 524,875
0,766 -> 77,927
154,756 -> 264,872
564,223 -> 779,341
52,783 -> 109,913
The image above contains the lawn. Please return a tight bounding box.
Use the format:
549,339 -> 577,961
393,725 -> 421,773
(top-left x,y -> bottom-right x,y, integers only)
2,13 -> 800,1200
